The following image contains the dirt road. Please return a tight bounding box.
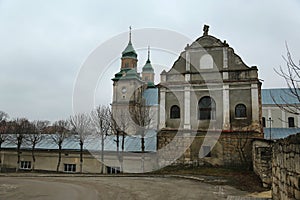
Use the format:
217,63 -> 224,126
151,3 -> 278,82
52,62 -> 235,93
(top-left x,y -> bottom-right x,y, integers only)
0,176 -> 247,200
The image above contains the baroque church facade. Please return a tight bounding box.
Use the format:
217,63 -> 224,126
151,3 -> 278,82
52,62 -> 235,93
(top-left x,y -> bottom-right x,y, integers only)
112,25 -> 263,166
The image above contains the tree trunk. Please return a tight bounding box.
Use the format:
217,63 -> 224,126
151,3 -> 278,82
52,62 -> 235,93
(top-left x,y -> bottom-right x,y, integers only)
31,144 -> 36,171
0,143 -> 2,172
120,133 -> 125,173
101,133 -> 104,174
141,136 -> 145,153
80,140 -> 83,173
116,131 -> 121,172
141,134 -> 145,173
56,144 -> 62,172
116,131 -> 119,152
16,142 -> 21,172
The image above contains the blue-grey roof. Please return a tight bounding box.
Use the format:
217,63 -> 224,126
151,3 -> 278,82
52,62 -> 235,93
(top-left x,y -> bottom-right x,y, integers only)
2,130 -> 157,152
143,88 -> 300,106
263,128 -> 300,139
143,88 -> 158,106
262,88 -> 300,105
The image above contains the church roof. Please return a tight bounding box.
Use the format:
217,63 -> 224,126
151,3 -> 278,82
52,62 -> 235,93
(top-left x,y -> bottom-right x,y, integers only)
2,132 -> 157,152
262,88 -> 300,105
142,47 -> 154,73
142,59 -> 154,72
112,68 -> 141,81
122,41 -> 137,59
264,128 -> 300,139
143,88 -> 158,106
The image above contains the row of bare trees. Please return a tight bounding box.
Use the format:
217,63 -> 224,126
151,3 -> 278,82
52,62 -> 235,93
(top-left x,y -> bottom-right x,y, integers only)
0,106 -> 111,173
0,114 -> 50,172
0,102 -> 153,173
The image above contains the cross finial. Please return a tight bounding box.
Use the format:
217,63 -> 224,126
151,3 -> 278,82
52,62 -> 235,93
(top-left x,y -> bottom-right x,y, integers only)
129,26 -> 132,42
148,46 -> 150,60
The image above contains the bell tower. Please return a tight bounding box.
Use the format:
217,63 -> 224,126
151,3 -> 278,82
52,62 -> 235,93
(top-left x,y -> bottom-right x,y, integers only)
142,46 -> 155,87
121,26 -> 138,70
111,27 -> 144,134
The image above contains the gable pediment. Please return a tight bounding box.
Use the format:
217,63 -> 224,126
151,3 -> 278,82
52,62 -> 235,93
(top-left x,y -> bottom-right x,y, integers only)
189,35 -> 226,49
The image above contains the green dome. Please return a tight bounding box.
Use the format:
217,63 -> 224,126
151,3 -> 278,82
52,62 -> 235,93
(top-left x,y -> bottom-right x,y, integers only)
112,68 -> 141,81
147,81 -> 155,88
122,41 -> 137,59
142,59 -> 154,72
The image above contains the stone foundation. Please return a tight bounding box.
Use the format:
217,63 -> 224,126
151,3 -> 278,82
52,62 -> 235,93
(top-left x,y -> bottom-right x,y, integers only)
157,129 -> 262,167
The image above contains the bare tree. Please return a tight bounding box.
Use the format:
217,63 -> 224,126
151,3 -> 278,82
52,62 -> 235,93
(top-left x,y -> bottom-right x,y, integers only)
51,120 -> 69,172
91,105 -> 111,174
0,111 -> 8,122
235,131 -> 251,168
25,120 -> 49,171
0,112 -> 9,172
129,99 -> 153,172
70,113 -> 91,173
273,43 -> 300,115
232,122 -> 253,169
110,109 -> 130,173
7,118 -> 33,172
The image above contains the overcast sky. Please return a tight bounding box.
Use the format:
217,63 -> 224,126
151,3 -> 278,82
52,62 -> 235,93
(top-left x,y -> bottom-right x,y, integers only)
1,0 -> 300,121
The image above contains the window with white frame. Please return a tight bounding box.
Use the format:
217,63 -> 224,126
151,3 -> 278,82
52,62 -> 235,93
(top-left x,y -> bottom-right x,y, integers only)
20,161 -> 31,169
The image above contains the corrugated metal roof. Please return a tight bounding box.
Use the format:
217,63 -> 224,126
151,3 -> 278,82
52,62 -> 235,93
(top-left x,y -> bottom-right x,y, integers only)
263,128 -> 300,139
2,130 -> 157,152
143,88 -> 300,106
262,88 -> 300,105
143,88 -> 158,105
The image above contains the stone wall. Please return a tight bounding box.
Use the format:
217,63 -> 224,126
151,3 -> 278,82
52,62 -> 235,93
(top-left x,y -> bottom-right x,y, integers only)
272,133 -> 300,200
252,139 -> 273,188
157,130 -> 260,167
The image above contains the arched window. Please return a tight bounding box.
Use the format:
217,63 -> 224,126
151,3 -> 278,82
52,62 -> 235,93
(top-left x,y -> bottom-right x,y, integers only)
288,117 -> 295,128
170,105 -> 180,119
198,96 -> 216,120
262,117 -> 266,127
200,54 -> 213,69
235,104 -> 247,118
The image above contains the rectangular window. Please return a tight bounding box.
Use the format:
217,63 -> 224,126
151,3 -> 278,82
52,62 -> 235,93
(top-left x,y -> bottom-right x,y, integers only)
262,117 -> 266,127
203,146 -> 211,157
20,161 -> 31,169
106,166 -> 121,174
64,164 -> 76,172
288,117 -> 295,128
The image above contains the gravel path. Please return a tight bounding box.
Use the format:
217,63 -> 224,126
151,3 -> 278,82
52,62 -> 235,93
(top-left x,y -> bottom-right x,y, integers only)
0,176 -> 248,200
